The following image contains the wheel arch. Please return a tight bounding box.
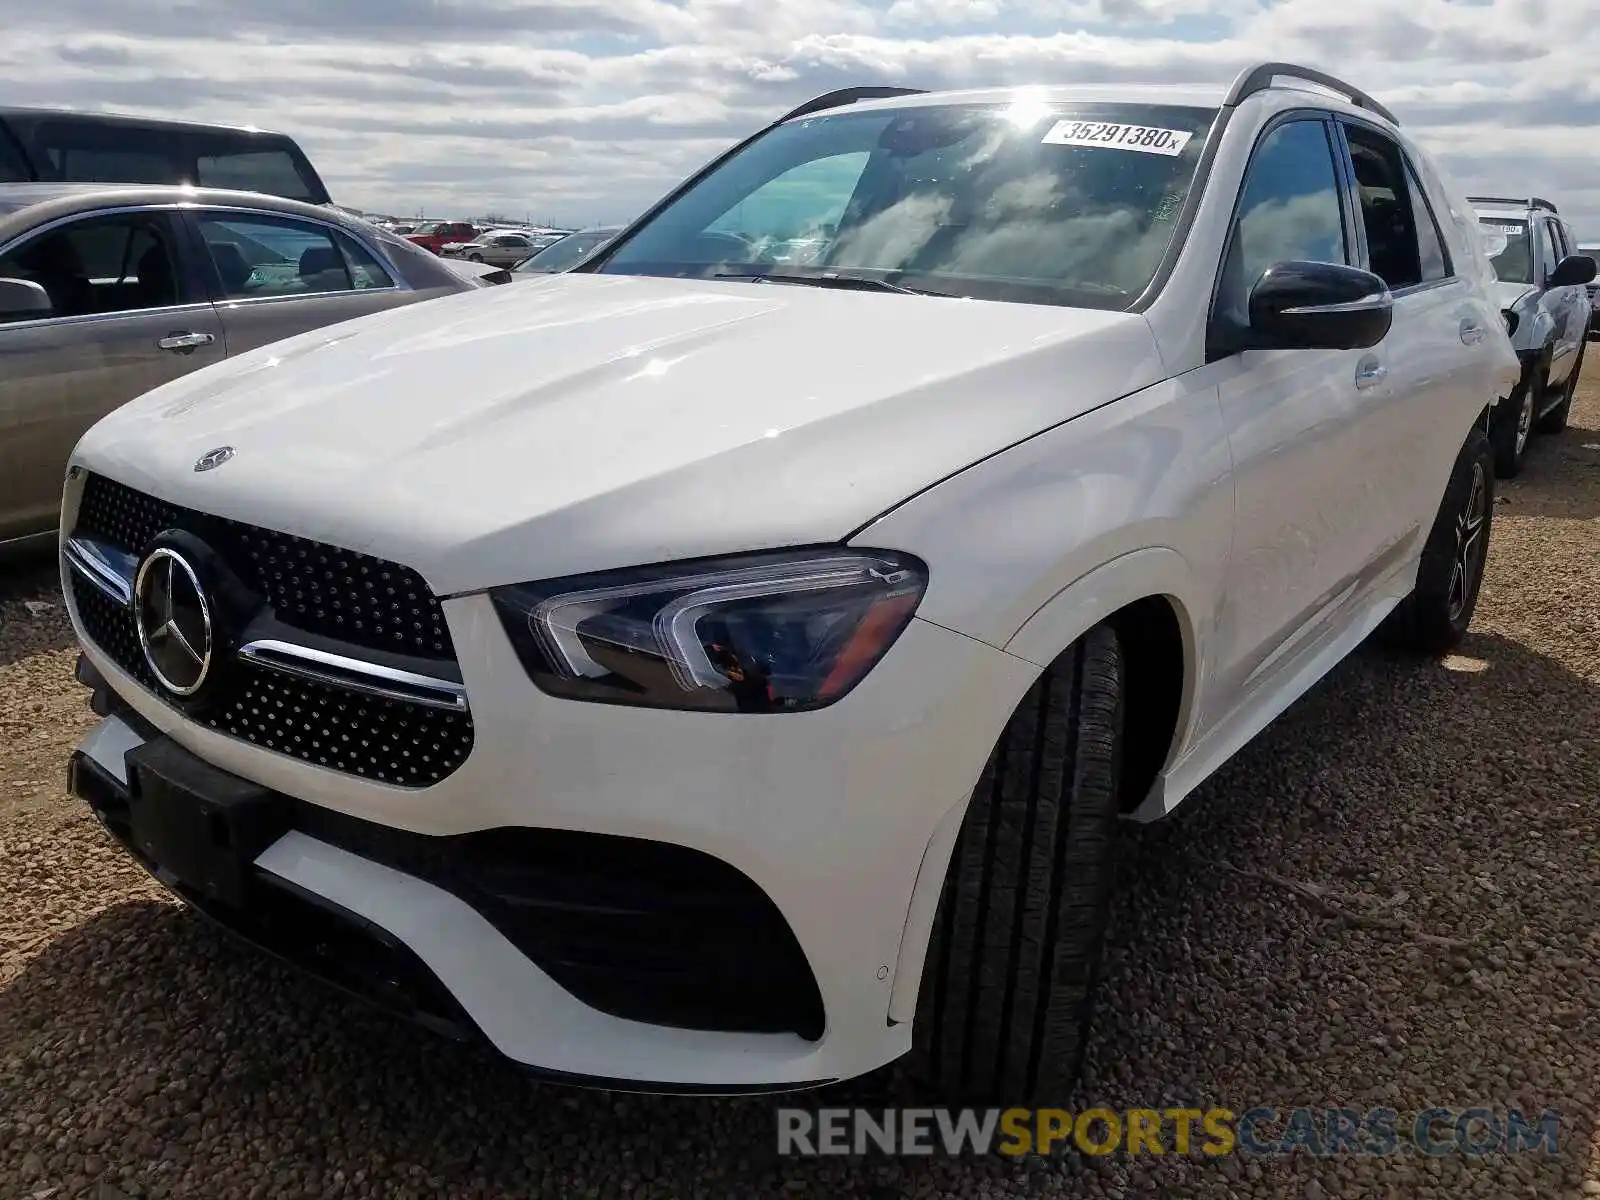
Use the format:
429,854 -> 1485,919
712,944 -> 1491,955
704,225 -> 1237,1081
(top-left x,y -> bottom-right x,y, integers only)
1004,547 -> 1203,812
885,550 -> 1201,1025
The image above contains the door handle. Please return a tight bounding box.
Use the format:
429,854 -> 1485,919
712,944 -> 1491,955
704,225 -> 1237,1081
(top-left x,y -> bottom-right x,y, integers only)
1459,320 -> 1485,345
1354,359 -> 1388,390
157,331 -> 215,352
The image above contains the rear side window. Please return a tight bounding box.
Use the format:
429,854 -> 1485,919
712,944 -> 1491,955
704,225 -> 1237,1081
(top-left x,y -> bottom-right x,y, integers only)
16,117 -> 324,202
1403,164 -> 1451,283
28,120 -> 184,184
196,213 -> 393,297
1343,123 -> 1453,292
0,125 -> 28,182
196,150 -> 315,202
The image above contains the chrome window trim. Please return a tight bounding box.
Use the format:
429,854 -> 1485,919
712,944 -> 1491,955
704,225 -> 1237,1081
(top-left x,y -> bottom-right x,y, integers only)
63,535 -> 137,608
0,299 -> 218,333
238,639 -> 470,712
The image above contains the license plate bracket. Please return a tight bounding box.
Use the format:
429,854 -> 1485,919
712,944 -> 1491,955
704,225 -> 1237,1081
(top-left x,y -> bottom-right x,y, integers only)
126,738 -> 290,909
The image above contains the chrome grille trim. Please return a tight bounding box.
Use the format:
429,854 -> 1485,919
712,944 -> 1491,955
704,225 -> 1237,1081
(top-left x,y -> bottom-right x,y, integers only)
238,639 -> 470,713
64,536 -> 136,608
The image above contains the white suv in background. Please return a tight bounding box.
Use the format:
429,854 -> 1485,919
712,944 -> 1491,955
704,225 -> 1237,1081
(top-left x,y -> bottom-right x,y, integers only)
63,63 -> 1516,1102
1474,195 -> 1596,476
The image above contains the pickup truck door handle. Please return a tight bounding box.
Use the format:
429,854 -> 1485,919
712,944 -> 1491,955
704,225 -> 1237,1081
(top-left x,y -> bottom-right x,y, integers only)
157,331 -> 215,352
1354,358 -> 1388,390
1459,319 -> 1485,345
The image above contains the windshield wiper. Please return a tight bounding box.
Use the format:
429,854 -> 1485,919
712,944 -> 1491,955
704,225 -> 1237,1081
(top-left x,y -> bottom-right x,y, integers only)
710,268 -> 932,296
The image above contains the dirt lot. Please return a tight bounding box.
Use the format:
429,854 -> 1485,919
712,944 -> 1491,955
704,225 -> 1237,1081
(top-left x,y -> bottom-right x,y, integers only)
2,365 -> 1598,1200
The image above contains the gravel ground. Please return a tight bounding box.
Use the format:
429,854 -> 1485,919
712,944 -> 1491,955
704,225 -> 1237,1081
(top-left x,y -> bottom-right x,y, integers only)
2,367 -> 1598,1200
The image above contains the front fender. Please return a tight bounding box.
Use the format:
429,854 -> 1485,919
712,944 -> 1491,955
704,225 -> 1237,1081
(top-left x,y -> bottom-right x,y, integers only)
885,547 -> 1207,1026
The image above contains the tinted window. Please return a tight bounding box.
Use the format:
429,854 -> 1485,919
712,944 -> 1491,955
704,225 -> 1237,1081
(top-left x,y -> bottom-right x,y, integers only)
20,118 -> 323,201
196,150 -> 313,201
597,101 -> 1218,309
1345,124 -> 1432,290
0,127 -> 28,182
197,214 -> 392,297
1537,219 -> 1559,281
1480,218 -> 1530,284
0,211 -> 184,321
1405,165 -> 1451,282
53,145 -> 181,184
1219,119 -> 1346,319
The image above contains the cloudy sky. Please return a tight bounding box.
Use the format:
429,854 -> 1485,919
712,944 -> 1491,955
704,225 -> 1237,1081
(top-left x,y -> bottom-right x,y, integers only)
4,0 -> 1597,235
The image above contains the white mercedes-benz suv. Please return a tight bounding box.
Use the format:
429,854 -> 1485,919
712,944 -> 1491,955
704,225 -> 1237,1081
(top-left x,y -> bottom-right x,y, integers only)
60,63 -> 1518,1102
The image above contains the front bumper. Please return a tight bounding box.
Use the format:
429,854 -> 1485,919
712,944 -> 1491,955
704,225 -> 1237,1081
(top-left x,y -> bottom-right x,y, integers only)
67,589 -> 1038,1091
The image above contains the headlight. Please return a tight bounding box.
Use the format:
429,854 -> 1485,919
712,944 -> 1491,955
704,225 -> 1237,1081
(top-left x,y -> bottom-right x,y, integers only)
489,548 -> 927,712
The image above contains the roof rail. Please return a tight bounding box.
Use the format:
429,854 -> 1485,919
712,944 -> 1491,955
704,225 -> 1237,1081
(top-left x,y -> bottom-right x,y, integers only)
1468,194 -> 1558,214
779,86 -> 927,123
1224,61 -> 1399,126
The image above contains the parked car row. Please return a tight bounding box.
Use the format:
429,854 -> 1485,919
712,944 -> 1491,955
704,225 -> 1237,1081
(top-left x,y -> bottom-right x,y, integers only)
47,62 -> 1546,1105
1474,196 -> 1595,476
1580,241 -> 1600,338
0,183 -> 491,549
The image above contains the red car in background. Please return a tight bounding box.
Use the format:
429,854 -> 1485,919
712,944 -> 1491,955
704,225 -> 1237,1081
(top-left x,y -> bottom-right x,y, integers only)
406,220 -> 479,255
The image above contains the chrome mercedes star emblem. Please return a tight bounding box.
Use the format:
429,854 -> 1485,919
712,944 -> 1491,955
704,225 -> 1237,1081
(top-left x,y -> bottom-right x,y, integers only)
193,446 -> 234,472
134,548 -> 214,697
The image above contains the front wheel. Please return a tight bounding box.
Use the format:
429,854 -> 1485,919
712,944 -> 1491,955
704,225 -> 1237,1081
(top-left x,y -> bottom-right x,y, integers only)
1384,428 -> 1494,655
908,624 -> 1124,1104
468,253 -> 485,263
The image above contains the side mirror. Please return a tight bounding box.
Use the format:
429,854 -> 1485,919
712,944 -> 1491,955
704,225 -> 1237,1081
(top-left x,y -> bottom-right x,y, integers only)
1548,253 -> 1597,288
1246,260 -> 1393,351
0,277 -> 53,319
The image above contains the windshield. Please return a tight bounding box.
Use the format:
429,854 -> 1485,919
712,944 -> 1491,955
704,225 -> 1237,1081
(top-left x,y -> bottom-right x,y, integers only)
592,101 -> 1217,308
1480,218 -> 1531,284
516,229 -> 617,273
411,221 -> 444,236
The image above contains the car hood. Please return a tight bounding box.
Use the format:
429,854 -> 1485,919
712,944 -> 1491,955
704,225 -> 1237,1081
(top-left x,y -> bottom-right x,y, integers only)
72,273 -> 1164,594
1494,281 -> 1538,311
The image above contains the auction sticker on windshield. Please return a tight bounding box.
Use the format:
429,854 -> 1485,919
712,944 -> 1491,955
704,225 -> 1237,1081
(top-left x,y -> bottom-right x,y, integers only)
1041,120 -> 1194,156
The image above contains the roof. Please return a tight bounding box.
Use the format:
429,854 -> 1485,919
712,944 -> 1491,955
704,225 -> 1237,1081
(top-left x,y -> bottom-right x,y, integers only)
809,83 -> 1230,119
1472,200 -> 1536,218
0,182 -> 370,240
0,105 -> 288,139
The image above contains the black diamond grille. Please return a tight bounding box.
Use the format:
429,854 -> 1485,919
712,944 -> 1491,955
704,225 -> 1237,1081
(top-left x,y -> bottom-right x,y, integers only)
73,473 -> 454,661
69,475 -> 474,788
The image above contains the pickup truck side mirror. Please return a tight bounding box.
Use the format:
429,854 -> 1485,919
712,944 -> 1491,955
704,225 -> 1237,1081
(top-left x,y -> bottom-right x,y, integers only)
0,277 -> 53,319
1548,253 -> 1597,289
1245,260 -> 1394,351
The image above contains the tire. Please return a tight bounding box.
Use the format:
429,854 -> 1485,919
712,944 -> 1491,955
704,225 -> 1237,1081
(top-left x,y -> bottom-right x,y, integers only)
1384,428 -> 1494,656
1535,336 -> 1585,434
909,624 -> 1124,1104
1490,364 -> 1540,479
468,253 -> 485,263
